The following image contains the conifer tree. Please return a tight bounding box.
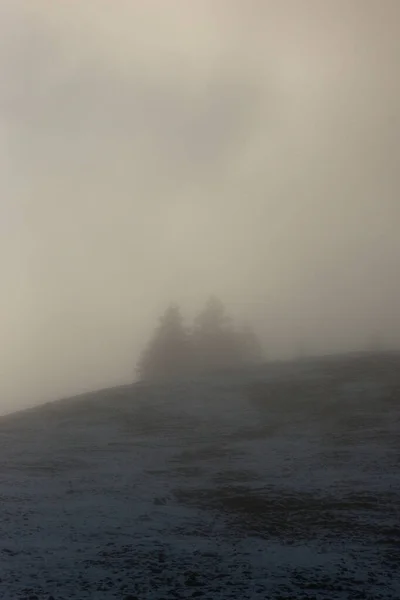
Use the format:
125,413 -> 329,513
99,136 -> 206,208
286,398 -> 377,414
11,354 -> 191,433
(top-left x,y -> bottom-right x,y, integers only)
137,304 -> 191,381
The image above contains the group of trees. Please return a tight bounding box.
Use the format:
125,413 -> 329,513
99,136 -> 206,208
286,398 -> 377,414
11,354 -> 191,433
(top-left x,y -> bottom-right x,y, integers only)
137,296 -> 263,381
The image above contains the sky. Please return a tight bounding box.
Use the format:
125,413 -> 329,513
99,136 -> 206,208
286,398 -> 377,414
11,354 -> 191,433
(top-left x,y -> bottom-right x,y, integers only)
1,0 -> 400,412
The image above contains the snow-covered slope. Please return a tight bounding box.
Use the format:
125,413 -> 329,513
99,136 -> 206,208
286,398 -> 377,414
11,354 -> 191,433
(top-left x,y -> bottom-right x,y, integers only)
0,352 -> 399,599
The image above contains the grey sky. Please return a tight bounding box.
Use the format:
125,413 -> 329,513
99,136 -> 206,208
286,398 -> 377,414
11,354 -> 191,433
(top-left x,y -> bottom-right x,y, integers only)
1,1 -> 400,412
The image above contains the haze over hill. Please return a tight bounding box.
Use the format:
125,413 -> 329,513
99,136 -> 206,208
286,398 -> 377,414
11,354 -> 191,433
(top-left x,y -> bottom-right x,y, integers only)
0,352 -> 399,599
1,0 -> 400,412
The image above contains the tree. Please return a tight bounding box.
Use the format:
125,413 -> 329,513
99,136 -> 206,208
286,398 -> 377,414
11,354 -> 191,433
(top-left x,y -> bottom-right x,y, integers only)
136,297 -> 265,381
192,296 -> 241,373
136,304 -> 192,381
237,323 -> 264,365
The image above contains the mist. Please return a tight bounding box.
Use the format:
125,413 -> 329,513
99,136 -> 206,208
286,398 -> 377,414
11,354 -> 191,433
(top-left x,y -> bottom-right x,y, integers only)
1,0 -> 400,412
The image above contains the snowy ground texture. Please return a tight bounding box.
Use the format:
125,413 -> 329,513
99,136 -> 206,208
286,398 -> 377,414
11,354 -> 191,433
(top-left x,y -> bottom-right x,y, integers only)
0,351 -> 399,600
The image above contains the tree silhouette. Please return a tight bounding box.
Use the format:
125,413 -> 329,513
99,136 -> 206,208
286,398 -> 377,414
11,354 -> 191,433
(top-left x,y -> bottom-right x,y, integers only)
192,296 -> 241,373
136,297 -> 264,381
237,323 -> 264,365
136,304 -> 192,381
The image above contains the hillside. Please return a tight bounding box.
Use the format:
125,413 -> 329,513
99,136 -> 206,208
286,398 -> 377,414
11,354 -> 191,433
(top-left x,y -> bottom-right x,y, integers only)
0,352 -> 399,599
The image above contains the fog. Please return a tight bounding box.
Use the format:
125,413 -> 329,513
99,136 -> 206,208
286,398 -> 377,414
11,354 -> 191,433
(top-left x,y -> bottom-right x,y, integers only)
1,0 -> 399,412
